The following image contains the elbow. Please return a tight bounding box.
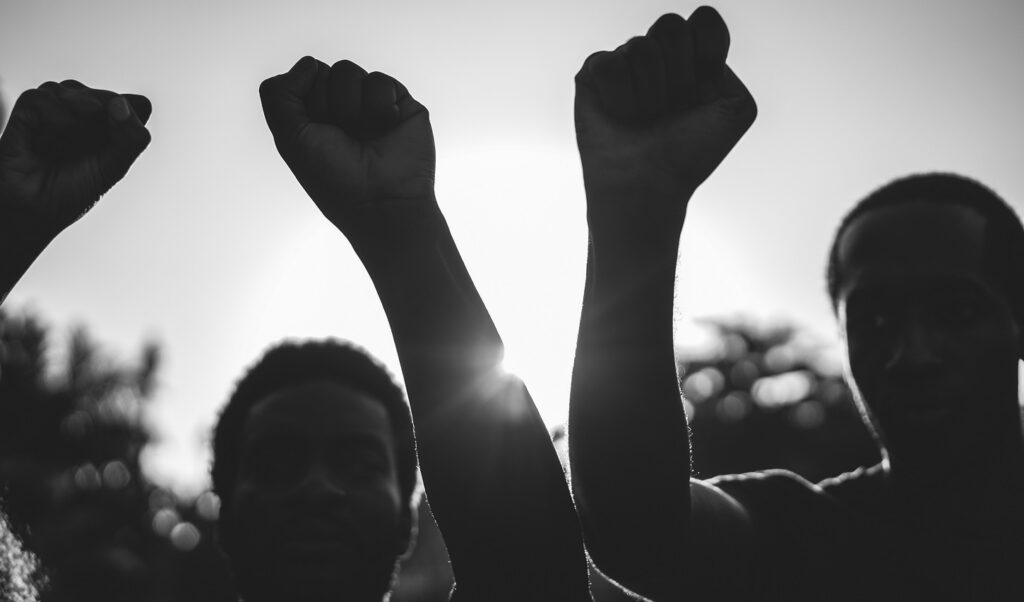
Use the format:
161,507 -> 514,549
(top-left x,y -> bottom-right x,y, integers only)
575,493 -> 687,602
588,544 -> 686,602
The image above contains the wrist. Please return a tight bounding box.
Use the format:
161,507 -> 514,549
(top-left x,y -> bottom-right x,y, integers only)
0,209 -> 57,303
0,204 -> 59,254
584,173 -> 693,230
339,194 -> 445,267
586,196 -> 689,254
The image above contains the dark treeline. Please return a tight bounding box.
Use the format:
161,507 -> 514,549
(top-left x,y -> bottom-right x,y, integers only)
0,307 -> 875,601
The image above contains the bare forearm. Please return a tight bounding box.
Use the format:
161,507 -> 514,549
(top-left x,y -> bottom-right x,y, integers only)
568,199 -> 693,599
352,201 -> 590,598
0,209 -> 52,305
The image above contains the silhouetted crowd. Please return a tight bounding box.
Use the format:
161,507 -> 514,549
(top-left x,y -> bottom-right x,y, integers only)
2,6 -> 1022,601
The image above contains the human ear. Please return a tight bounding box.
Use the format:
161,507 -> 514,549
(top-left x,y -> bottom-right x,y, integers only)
396,503 -> 419,559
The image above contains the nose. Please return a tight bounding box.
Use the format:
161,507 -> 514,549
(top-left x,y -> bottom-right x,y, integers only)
885,317 -> 942,373
294,462 -> 347,503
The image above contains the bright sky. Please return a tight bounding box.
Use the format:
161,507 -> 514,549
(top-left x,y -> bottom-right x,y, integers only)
2,0 -> 1023,494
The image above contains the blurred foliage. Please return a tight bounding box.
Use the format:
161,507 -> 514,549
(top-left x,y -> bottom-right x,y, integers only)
556,317 -> 883,601
1,506 -> 43,602
0,308 -> 235,602
0,306 -> 459,602
0,303 -> 881,602
681,318 -> 881,482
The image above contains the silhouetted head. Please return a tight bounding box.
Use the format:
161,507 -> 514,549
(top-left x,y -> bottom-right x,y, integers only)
212,340 -> 417,602
826,173 -> 1024,475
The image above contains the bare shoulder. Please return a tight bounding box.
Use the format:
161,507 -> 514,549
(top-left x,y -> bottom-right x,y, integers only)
710,468 -> 824,499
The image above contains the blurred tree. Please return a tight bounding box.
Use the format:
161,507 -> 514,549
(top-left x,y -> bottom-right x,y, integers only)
0,308 -> 234,602
563,318 -> 881,601
0,301 -> 882,601
680,318 -> 880,482
1,506 -> 43,602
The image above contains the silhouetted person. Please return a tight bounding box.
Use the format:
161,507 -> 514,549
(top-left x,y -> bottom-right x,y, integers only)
250,57 -> 591,601
212,340 -> 418,602
567,6 -> 1024,602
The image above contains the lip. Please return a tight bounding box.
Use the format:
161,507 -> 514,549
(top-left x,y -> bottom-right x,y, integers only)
905,406 -> 955,421
282,537 -> 352,556
881,386 -> 959,409
286,518 -> 356,539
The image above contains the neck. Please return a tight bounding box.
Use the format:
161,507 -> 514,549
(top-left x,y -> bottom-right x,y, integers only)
885,418 -> 1024,523
244,594 -> 383,602
242,585 -> 386,602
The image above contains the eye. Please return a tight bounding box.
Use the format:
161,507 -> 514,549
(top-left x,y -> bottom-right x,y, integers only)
247,447 -> 303,485
849,304 -> 893,333
329,445 -> 391,482
932,296 -> 983,328
869,310 -> 890,329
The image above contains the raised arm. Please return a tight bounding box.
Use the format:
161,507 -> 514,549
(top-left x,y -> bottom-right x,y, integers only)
0,81 -> 151,304
259,57 -> 591,601
567,8 -> 757,600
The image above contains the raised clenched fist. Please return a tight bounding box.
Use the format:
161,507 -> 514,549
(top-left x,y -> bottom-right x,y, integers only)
260,57 -> 437,247
575,7 -> 756,237
0,80 -> 152,239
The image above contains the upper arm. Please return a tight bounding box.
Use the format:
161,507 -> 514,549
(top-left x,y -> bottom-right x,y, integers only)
686,478 -> 757,587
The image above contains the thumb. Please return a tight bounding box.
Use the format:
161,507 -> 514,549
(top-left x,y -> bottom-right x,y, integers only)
708,66 -> 757,129
573,76 -> 612,142
124,93 -> 153,125
95,95 -> 151,195
0,89 -> 43,158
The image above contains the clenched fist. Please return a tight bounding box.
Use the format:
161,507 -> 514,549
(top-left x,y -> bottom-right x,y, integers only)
576,7 -> 756,239
260,57 -> 437,248
0,80 -> 152,240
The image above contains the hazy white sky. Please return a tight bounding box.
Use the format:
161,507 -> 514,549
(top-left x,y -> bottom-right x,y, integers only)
2,0 -> 1023,494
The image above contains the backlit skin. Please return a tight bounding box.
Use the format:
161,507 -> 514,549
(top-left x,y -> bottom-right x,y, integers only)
220,380 -> 411,602
836,202 -> 1024,487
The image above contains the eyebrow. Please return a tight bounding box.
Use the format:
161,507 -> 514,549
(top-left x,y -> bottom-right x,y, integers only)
329,433 -> 392,454
846,275 -> 992,309
241,430 -> 304,454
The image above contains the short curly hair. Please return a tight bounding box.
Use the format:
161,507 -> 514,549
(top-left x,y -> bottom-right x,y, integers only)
211,339 -> 417,509
826,172 -> 1024,324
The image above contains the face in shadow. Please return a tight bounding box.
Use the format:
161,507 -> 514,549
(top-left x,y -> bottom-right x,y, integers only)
219,380 -> 412,602
836,201 -> 1022,476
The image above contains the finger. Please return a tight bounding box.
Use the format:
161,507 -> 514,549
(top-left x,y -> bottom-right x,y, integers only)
0,89 -> 46,156
123,94 -> 152,125
587,50 -> 635,123
573,58 -> 604,142
25,87 -> 83,157
328,59 -> 367,133
259,56 -> 323,145
362,71 -> 400,136
307,61 -> 331,122
94,95 -> 152,196
30,84 -> 79,128
689,5 -> 730,82
648,13 -> 698,110
709,66 -> 757,126
41,81 -> 105,117
624,36 -> 668,122
55,80 -> 152,124
393,77 -> 428,124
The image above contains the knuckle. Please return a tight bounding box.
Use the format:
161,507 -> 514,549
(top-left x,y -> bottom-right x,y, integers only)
258,77 -> 278,99
15,88 -> 39,104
